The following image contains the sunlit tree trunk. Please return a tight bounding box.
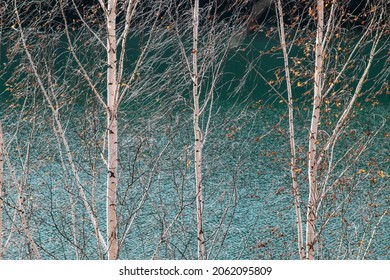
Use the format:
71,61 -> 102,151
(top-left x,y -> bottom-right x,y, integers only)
306,0 -> 324,260
275,0 -> 305,260
192,0 -> 205,260
106,0 -> 119,260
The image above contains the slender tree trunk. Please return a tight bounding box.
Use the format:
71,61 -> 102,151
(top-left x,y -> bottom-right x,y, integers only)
15,0 -> 107,256
106,0 -> 119,260
0,123 -> 3,260
3,141 -> 40,259
306,0 -> 324,260
275,0 -> 305,260
192,0 -> 205,260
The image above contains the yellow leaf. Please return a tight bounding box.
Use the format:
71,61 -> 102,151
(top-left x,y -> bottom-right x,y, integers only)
377,171 -> 385,178
292,70 -> 300,76
357,169 -> 366,174
292,58 -> 301,65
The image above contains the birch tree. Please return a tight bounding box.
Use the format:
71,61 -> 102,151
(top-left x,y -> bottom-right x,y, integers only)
3,0 -> 170,259
306,0 -> 324,260
272,0 -> 389,259
191,0 -> 205,260
165,0 -> 251,260
275,0 -> 305,260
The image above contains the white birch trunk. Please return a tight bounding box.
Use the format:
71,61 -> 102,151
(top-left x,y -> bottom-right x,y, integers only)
106,0 -> 119,260
275,0 -> 305,260
306,0 -> 324,260
193,0 -> 205,260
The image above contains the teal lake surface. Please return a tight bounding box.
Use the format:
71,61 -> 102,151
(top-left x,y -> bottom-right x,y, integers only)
0,32 -> 388,259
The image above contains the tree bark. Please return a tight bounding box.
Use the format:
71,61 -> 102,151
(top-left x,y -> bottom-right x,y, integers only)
106,0 -> 119,260
306,0 -> 324,260
192,0 -> 205,260
275,0 -> 305,260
